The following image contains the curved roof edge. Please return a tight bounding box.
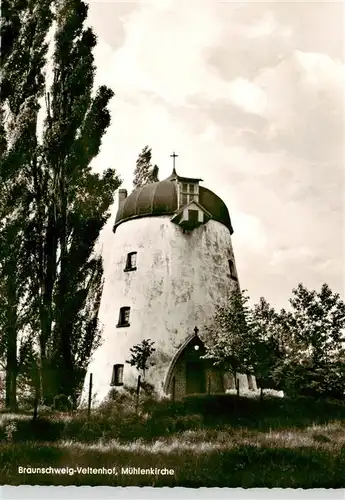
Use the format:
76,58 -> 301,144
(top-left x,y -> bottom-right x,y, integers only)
113,211 -> 233,234
113,173 -> 234,234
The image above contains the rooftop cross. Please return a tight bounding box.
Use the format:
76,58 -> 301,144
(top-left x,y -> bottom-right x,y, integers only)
194,326 -> 199,336
170,151 -> 178,171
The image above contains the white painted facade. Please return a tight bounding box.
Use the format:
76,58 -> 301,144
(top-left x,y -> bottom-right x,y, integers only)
80,174 -> 258,406
81,212 -> 250,405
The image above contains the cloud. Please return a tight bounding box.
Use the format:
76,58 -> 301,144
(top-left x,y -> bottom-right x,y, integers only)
102,0 -> 223,106
226,78 -> 267,115
87,0 -> 344,308
232,212 -> 268,254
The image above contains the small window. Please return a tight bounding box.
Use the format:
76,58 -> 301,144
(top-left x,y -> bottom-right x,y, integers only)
188,209 -> 199,224
111,364 -> 124,386
117,307 -> 130,327
124,251 -> 137,271
229,259 -> 237,280
180,183 -> 199,206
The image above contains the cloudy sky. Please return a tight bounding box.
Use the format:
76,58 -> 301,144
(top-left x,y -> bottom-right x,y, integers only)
87,0 -> 344,310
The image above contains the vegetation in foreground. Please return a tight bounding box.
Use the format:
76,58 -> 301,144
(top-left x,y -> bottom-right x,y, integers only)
1,393 -> 345,487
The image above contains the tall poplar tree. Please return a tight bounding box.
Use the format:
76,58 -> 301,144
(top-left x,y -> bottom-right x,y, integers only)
0,0 -> 53,409
133,145 -> 159,189
29,0 -> 120,403
1,0 -> 121,405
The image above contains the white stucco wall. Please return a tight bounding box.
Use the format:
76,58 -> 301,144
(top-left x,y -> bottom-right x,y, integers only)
80,215 -> 240,406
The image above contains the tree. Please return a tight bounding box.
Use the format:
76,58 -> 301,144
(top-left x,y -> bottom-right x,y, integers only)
1,0 -> 121,406
133,145 -> 159,189
0,0 -> 54,409
0,220 -> 33,409
30,0 -> 121,404
202,289 -> 255,382
275,283 -> 345,398
249,297 -> 287,396
126,339 -> 156,380
203,291 -> 291,396
148,164 -> 159,183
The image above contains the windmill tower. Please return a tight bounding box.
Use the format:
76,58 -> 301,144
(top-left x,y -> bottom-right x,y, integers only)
81,155 -> 256,405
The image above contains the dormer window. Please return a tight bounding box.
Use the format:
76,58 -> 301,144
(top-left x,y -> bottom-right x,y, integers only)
124,252 -> 137,272
171,200 -> 211,231
179,182 -> 199,207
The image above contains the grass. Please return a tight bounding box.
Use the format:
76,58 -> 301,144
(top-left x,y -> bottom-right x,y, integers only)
1,394 -> 345,487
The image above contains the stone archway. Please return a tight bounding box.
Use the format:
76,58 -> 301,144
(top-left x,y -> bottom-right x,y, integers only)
164,333 -> 224,399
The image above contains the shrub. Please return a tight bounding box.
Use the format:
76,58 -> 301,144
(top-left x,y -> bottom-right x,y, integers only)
13,418 -> 64,442
99,382 -> 160,419
99,386 -> 136,414
53,394 -> 72,412
3,421 -> 17,442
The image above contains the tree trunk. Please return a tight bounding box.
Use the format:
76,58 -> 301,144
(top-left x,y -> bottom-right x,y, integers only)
136,375 -> 141,413
5,365 -> 17,410
38,351 -> 54,405
5,276 -> 19,411
54,172 -> 74,398
33,374 -> 40,420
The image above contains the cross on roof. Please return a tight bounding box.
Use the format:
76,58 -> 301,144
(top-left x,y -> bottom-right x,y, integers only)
194,326 -> 199,335
170,151 -> 178,170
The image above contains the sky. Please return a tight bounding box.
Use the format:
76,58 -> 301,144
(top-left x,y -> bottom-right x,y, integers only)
86,0 -> 345,310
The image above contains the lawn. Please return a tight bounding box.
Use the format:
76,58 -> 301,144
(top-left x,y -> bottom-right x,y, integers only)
1,393 -> 345,487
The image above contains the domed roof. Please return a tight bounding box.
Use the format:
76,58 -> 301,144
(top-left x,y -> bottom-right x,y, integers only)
114,173 -> 233,234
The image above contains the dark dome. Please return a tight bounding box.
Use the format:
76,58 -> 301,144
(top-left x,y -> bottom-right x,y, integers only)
114,180 -> 233,234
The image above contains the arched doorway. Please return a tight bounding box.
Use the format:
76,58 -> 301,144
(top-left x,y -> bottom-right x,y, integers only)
164,333 -> 224,399
185,336 -> 206,395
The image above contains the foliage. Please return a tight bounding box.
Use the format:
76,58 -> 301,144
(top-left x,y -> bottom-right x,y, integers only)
0,0 -> 54,409
3,393 -> 345,445
274,283 -> 345,398
126,339 -> 156,379
53,394 -> 72,411
133,145 -> 159,189
249,297 -> 287,389
202,289 -> 259,378
286,283 -> 345,364
203,283 -> 345,400
0,0 -> 121,407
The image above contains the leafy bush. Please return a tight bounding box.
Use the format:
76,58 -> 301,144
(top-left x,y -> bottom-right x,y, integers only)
276,362 -> 345,400
53,394 -> 72,411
